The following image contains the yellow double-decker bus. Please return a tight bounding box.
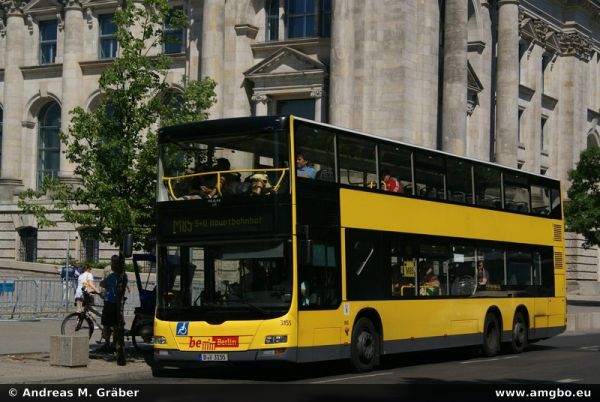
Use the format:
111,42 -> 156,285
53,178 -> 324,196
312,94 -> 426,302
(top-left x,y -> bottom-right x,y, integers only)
153,116 -> 565,374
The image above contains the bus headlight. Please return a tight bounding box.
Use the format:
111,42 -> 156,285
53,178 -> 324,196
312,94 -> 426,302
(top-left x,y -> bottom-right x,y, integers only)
265,335 -> 287,344
153,336 -> 167,344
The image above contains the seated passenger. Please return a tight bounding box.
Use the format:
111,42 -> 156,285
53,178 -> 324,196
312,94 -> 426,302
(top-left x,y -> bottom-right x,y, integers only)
381,170 -> 403,193
477,260 -> 489,286
296,151 -> 316,179
248,173 -> 273,196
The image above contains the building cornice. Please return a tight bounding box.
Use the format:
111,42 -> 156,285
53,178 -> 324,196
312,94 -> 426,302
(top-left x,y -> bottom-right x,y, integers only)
20,63 -> 63,79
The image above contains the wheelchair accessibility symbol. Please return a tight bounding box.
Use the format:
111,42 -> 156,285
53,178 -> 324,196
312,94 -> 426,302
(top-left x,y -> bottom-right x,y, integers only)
176,322 -> 189,336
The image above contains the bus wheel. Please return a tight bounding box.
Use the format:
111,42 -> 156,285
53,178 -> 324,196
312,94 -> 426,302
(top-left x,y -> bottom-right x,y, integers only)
509,311 -> 528,354
351,317 -> 380,372
482,313 -> 500,357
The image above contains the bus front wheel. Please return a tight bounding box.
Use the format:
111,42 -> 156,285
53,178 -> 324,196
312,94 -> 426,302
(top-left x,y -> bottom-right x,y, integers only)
351,317 -> 380,372
482,313 -> 500,357
509,311 -> 528,354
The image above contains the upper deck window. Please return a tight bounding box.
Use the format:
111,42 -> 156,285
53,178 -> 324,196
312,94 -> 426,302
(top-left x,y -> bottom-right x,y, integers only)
159,130 -> 289,201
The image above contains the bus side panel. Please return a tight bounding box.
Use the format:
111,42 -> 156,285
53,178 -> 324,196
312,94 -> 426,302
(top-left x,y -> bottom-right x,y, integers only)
297,309 -> 348,362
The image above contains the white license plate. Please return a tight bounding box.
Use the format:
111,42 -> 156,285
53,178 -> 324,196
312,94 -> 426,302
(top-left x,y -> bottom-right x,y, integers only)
200,353 -> 228,362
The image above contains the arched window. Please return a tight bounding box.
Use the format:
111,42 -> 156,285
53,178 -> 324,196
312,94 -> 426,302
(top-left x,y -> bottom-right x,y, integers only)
37,102 -> 61,189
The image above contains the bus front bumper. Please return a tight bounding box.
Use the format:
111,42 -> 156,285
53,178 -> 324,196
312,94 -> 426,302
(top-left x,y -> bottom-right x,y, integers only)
153,347 -> 298,366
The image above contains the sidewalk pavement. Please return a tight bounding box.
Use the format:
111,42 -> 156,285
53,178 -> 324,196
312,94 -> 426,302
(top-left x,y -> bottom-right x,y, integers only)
0,296 -> 599,384
0,349 -> 152,384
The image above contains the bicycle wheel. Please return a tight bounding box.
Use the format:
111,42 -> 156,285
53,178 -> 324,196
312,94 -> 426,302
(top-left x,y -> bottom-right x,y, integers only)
61,312 -> 94,339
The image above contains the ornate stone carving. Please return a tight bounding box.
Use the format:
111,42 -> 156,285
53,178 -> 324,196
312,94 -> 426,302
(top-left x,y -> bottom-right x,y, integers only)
251,94 -> 268,103
310,87 -> 325,99
63,0 -> 83,10
558,32 -> 593,61
533,19 -> 549,41
85,7 -> 93,28
57,12 -> 63,31
466,101 -> 475,116
0,19 -> 6,37
3,1 -> 26,17
26,13 -> 33,33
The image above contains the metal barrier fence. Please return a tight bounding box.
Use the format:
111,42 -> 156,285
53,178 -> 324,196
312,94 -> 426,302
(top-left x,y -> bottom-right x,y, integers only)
0,279 -> 152,320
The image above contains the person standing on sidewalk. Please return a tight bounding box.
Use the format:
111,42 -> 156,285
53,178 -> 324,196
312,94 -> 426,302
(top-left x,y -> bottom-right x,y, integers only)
55,258 -> 80,307
98,255 -> 127,353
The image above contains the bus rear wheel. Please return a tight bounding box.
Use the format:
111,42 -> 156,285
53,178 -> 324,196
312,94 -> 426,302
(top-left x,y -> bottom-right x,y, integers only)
509,311 -> 528,354
482,313 -> 500,357
351,317 -> 380,372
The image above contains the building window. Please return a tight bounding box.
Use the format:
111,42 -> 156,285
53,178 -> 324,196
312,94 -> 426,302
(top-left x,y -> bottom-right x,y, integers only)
266,0 -> 280,41
81,238 -> 100,264
320,0 -> 331,38
99,14 -> 118,59
517,108 -> 524,144
39,20 -> 58,64
18,227 -> 38,262
37,102 -> 61,189
164,7 -> 184,54
276,99 -> 315,120
541,116 -> 548,152
265,0 -> 331,41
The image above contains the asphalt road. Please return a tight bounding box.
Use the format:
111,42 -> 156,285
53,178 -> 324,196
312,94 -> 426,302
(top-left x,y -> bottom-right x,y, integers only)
2,318 -> 599,385
119,333 -> 600,384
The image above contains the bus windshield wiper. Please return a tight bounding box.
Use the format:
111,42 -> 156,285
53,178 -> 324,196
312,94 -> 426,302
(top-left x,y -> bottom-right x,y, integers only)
227,300 -> 269,315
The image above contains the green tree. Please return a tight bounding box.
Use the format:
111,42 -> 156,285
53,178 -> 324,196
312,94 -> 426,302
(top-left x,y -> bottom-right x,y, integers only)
18,0 -> 216,250
565,146 -> 600,248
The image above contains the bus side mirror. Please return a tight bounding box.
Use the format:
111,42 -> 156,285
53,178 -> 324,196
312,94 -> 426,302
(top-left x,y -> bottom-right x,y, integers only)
122,234 -> 133,258
300,239 -> 313,265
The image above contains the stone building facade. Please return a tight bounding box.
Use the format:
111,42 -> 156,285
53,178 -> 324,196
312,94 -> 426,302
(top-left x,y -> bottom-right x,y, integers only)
0,0 -> 599,290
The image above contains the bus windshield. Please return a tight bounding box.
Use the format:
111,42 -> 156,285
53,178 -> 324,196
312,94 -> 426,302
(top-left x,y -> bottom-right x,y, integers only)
158,131 -> 290,202
157,240 -> 292,321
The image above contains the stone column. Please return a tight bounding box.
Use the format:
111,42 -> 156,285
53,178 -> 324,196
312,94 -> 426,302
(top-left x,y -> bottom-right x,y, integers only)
495,0 -> 519,167
59,0 -> 84,184
329,0 -> 354,128
441,0 -> 468,155
0,1 -> 25,200
186,0 -> 203,81
201,0 -> 225,119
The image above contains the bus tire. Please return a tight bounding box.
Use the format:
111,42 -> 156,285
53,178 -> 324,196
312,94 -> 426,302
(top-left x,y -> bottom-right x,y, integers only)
482,313 -> 500,357
509,311 -> 528,354
351,317 -> 380,372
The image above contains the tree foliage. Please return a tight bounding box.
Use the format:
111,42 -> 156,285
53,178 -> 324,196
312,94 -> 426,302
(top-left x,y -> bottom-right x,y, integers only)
565,146 -> 600,248
18,0 -> 216,250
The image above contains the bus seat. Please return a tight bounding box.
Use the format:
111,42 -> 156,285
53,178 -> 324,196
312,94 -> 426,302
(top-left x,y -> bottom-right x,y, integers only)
316,168 -> 334,182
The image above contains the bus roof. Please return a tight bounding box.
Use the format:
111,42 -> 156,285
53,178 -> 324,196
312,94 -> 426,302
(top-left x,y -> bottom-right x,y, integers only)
159,116 -> 288,143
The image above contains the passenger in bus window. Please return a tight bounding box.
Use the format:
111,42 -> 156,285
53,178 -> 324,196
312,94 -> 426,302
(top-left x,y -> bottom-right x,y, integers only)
300,280 -> 316,306
380,170 -> 403,193
419,265 -> 440,296
248,173 -> 274,196
477,260 -> 489,286
296,151 -> 316,179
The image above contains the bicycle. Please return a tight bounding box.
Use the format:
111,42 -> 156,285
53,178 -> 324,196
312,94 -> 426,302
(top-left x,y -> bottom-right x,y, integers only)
60,291 -> 153,353
61,291 -> 104,343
